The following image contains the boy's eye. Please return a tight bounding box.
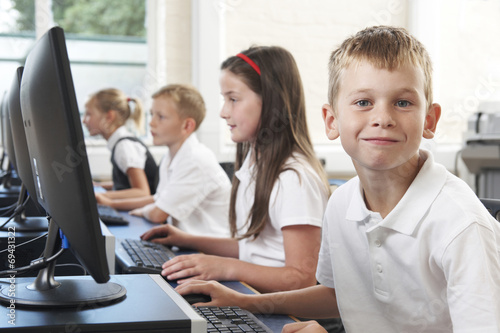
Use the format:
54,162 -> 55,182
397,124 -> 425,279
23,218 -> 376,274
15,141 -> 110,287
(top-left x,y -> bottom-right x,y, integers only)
355,100 -> 371,107
396,100 -> 411,107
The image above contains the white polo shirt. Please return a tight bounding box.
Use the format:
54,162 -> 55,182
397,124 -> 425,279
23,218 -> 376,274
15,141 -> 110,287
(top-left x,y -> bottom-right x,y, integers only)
317,149 -> 500,332
107,126 -> 147,174
153,134 -> 231,237
236,152 -> 328,267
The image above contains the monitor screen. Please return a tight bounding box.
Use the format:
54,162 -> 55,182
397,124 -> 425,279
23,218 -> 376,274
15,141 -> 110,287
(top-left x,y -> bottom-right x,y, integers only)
0,27 -> 125,308
1,91 -> 15,180
1,93 -> 15,173
0,66 -> 48,232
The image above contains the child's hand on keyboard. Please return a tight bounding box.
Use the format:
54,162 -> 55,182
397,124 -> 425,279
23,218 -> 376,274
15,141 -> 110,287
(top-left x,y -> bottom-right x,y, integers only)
140,224 -> 190,248
160,253 -> 234,283
175,280 -> 245,308
282,321 -> 327,333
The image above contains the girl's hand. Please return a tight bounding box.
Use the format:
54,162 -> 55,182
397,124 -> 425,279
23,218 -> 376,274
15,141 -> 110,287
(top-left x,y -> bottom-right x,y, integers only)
161,253 -> 233,283
282,321 -> 327,333
175,280 -> 246,307
95,192 -> 112,206
140,224 -> 187,247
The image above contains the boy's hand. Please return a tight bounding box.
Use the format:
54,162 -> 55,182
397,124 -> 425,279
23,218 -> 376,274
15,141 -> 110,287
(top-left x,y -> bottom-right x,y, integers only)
129,208 -> 144,217
140,224 -> 187,247
282,321 -> 327,333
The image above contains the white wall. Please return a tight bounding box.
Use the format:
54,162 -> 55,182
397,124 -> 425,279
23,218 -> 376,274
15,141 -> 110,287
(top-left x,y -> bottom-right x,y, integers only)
88,0 -> 500,184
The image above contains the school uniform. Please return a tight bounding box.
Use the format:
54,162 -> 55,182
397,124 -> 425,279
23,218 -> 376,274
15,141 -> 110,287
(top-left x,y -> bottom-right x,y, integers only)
235,152 -> 329,267
153,134 -> 231,237
108,126 -> 158,193
317,149 -> 500,332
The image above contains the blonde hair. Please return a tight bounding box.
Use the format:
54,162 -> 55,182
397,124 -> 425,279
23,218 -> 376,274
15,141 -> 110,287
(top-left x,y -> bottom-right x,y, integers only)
87,88 -> 144,131
328,26 -> 433,109
152,84 -> 206,131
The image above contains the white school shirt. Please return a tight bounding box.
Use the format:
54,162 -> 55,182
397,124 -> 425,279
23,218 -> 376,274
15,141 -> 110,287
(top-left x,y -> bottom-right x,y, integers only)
316,149 -> 500,333
153,134 -> 231,237
107,126 -> 147,174
235,152 -> 328,267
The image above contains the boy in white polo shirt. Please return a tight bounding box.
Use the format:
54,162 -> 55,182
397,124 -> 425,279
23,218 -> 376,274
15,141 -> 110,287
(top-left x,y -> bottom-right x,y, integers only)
174,26 -> 500,332
97,84 -> 231,237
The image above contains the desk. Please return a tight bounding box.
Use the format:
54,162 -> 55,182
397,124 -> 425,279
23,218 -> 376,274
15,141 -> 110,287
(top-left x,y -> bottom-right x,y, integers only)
108,211 -> 297,332
0,209 -> 296,331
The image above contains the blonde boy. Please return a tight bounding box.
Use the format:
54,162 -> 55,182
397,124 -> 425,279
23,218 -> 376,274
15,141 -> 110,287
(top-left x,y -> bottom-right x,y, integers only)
98,84 -> 231,237
175,26 -> 500,332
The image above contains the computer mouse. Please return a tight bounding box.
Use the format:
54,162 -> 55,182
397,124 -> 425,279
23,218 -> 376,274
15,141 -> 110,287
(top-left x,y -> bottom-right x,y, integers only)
182,293 -> 212,305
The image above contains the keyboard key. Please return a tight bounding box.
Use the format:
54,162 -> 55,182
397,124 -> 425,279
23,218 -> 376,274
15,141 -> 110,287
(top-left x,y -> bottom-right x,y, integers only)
194,306 -> 272,333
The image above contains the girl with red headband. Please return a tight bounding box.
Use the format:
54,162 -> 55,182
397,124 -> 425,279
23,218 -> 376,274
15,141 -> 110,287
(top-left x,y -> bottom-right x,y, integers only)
141,46 -> 331,293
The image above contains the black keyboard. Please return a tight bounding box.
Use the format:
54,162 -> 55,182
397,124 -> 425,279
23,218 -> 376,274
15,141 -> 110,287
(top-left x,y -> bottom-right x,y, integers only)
195,306 -> 272,333
98,204 -> 129,225
115,238 -> 176,274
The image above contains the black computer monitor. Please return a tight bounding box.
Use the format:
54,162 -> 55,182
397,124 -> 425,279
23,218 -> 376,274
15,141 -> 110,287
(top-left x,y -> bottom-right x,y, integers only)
0,67 -> 48,232
0,93 -> 6,173
0,27 -> 125,308
0,91 -> 16,185
0,93 -> 6,168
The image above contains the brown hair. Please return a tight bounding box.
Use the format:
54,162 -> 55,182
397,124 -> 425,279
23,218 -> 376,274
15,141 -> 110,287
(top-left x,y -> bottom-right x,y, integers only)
222,46 -> 331,240
152,84 -> 206,131
87,88 -> 144,130
328,25 -> 434,110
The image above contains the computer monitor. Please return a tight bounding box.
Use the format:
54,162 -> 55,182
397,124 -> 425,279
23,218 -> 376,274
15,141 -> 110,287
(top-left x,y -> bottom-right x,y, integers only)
0,66 -> 48,232
0,92 -> 6,170
0,91 -> 16,185
0,27 -> 125,308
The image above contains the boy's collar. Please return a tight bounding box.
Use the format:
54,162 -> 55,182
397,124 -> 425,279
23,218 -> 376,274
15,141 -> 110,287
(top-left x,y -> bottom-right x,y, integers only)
166,133 -> 199,169
347,150 -> 447,235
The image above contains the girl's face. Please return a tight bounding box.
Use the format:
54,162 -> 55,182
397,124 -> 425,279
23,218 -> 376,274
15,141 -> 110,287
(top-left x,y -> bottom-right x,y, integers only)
219,69 -> 262,143
83,100 -> 107,137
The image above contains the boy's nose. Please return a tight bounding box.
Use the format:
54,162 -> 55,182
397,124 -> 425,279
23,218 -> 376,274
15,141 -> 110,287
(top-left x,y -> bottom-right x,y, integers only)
371,107 -> 395,128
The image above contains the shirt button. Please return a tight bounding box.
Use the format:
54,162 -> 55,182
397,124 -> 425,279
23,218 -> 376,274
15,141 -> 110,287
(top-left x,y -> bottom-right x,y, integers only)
376,264 -> 383,273
374,240 -> 381,247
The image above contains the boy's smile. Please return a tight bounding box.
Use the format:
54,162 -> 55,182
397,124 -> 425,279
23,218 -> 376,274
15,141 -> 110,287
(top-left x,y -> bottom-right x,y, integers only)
324,60 -> 440,174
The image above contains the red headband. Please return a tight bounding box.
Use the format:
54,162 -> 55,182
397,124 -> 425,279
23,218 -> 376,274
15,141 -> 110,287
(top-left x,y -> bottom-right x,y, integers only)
236,53 -> 261,75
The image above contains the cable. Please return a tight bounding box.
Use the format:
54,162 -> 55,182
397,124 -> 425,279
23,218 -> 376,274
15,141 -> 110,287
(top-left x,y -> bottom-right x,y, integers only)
0,247 -> 65,277
0,214 -> 15,230
0,232 -> 48,255
0,202 -> 18,212
55,263 -> 88,276
0,194 -> 37,228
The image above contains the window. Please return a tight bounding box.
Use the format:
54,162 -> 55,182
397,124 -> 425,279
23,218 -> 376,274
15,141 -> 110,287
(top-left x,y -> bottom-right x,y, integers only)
0,0 -> 149,137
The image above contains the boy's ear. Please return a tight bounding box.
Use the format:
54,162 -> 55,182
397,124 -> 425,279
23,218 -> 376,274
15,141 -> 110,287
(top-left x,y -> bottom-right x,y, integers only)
423,103 -> 441,139
322,104 -> 340,140
183,117 -> 197,134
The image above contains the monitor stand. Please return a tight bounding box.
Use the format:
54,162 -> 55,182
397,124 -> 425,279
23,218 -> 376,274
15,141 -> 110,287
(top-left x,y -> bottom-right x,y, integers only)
0,184 -> 48,232
0,219 -> 126,308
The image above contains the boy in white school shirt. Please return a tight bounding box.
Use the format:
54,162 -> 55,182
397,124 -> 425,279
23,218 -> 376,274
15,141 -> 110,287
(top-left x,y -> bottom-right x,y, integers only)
97,84 -> 231,237
174,26 -> 500,332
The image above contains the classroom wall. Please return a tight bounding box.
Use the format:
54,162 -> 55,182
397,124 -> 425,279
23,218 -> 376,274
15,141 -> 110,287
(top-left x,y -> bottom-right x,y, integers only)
87,0 -> 500,186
